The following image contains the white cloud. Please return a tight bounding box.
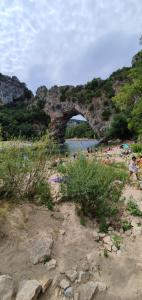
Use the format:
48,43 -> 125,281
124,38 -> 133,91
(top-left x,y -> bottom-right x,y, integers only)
0,0 -> 142,91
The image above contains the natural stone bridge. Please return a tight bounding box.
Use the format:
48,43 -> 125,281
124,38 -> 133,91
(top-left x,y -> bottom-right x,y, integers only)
35,85 -> 114,143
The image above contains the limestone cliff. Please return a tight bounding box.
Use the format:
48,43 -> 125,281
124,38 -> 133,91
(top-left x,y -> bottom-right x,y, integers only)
0,73 -> 33,104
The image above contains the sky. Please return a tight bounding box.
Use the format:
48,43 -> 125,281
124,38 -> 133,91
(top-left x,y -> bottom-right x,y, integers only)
0,0 -> 142,96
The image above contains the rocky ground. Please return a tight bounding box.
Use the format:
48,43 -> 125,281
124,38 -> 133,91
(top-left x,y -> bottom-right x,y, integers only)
0,149 -> 142,300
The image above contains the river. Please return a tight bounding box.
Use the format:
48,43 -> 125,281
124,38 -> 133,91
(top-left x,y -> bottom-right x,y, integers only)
64,139 -> 99,152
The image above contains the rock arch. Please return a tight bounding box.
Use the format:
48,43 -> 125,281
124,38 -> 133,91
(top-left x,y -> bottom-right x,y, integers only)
35,85 -> 113,143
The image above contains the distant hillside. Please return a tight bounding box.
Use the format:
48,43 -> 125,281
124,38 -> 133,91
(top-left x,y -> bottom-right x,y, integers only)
0,50 -> 142,141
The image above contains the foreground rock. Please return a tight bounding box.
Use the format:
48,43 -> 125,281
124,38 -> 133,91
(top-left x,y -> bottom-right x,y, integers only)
30,233 -> 53,264
16,280 -> 41,300
39,276 -> 52,293
79,281 -> 98,300
0,275 -> 15,300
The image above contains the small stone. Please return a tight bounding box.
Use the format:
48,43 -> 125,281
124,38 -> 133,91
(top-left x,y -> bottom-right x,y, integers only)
45,259 -> 57,271
103,236 -> 113,246
112,245 -> 117,252
0,275 -> 15,300
78,271 -> 90,283
64,287 -> 74,298
99,233 -> 106,238
59,279 -> 70,290
39,276 -> 52,293
66,270 -> 78,283
79,281 -> 98,300
16,280 -> 41,300
117,250 -> 122,256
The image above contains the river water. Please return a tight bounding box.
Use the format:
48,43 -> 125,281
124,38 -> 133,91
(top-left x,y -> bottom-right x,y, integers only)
64,139 -> 99,152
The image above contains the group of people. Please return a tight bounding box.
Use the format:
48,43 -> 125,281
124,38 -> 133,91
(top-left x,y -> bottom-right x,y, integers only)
129,156 -> 142,180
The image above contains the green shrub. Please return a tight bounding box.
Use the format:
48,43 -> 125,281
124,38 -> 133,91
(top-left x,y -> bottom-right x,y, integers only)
107,113 -> 131,139
121,220 -> 132,231
60,157 -> 127,223
131,143 -> 142,153
102,109 -> 111,121
127,200 -> 142,217
0,143 -> 53,208
112,235 -> 123,250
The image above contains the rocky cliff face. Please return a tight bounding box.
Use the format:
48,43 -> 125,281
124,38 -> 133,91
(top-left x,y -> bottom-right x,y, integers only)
0,73 -> 32,104
35,85 -> 114,143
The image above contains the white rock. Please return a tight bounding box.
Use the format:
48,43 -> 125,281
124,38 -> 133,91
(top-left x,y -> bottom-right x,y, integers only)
103,236 -> 113,245
79,281 -> 98,300
66,270 -> 78,283
0,275 -> 15,300
45,259 -> 57,271
39,276 -> 52,293
99,233 -> 106,238
64,287 -> 74,298
59,279 -> 70,290
112,245 -> 117,252
16,280 -> 41,300
30,233 -> 53,265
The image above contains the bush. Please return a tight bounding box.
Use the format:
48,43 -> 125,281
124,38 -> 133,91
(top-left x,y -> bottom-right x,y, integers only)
107,113 -> 131,139
102,109 -> 111,121
0,143 -> 53,209
127,200 -> 142,217
131,143 -> 142,153
60,157 -> 127,223
121,220 -> 132,231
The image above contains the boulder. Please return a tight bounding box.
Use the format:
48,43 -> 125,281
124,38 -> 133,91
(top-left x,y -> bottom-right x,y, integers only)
16,280 -> 41,300
0,275 -> 15,300
30,233 -> 53,264
79,281 -> 98,300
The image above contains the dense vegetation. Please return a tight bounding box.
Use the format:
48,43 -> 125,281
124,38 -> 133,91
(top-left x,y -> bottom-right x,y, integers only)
60,77 -> 115,104
108,51 -> 142,140
65,121 -> 95,139
0,102 -> 50,140
59,156 -> 127,230
0,136 -> 59,209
